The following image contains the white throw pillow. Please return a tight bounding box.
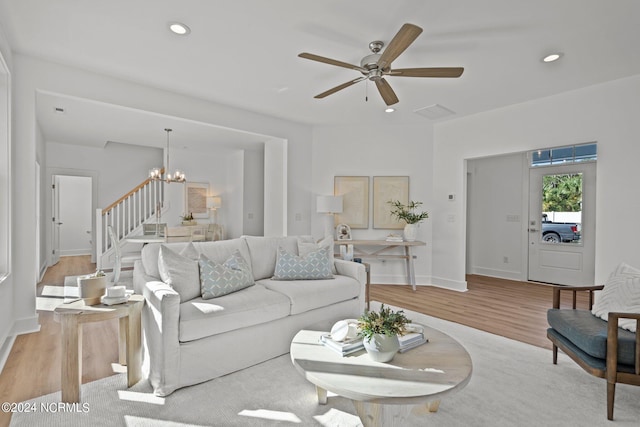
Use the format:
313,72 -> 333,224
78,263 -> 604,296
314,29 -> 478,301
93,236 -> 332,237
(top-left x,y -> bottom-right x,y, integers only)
297,235 -> 336,274
273,246 -> 334,280
199,251 -> 254,299
158,245 -> 201,303
180,242 -> 200,260
591,262 -> 640,332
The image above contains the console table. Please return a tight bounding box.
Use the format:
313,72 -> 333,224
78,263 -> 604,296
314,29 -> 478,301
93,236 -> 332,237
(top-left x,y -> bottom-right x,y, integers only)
334,240 -> 426,291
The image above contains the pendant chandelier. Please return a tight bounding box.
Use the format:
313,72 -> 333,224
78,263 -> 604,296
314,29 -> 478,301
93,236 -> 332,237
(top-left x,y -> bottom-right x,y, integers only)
149,128 -> 186,183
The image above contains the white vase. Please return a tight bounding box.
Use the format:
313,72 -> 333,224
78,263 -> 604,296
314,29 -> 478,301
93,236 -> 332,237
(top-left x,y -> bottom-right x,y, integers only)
403,223 -> 419,241
77,275 -> 108,305
363,333 -> 399,363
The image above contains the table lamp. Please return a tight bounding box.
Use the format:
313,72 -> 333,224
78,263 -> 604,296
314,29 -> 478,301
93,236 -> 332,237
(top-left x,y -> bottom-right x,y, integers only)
207,196 -> 222,224
317,195 -> 343,239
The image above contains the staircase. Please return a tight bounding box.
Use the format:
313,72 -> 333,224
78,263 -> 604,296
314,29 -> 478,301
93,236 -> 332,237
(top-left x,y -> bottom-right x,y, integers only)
96,172 -> 164,269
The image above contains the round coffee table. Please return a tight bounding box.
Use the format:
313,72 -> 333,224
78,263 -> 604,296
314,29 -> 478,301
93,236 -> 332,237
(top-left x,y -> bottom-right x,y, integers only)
290,326 -> 472,427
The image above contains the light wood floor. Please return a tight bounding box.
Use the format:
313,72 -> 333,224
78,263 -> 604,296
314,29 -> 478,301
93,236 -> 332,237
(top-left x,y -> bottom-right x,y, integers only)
371,274 -> 590,350
0,258 -> 589,427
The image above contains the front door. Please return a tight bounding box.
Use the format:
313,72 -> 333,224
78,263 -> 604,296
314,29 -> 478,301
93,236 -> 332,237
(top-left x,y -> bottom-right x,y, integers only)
528,162 -> 596,285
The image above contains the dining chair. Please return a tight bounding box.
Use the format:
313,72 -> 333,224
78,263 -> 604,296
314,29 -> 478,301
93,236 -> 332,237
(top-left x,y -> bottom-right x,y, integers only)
107,225 -> 142,284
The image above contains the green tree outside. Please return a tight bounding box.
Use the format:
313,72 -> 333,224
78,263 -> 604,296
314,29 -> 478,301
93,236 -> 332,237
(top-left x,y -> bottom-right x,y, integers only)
542,173 -> 582,212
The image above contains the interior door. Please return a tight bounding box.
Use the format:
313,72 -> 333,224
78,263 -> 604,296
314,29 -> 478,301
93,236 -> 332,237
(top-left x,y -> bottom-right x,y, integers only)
51,175 -> 61,266
528,162 -> 596,285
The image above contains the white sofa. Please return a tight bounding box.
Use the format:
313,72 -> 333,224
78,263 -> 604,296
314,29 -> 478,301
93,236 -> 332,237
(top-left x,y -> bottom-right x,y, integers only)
133,235 -> 367,396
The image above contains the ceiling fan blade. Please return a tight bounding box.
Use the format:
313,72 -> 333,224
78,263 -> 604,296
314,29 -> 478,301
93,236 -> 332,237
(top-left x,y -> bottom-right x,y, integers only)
389,67 -> 464,78
375,78 -> 399,106
314,77 -> 366,99
299,52 -> 366,72
377,23 -> 423,69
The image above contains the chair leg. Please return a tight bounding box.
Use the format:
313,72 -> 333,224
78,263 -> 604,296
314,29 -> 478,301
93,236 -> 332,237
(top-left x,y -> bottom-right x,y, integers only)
607,381 -> 615,421
552,344 -> 558,364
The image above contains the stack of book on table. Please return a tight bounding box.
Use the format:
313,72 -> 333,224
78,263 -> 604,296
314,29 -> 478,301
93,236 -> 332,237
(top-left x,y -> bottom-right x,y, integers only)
399,323 -> 428,353
385,234 -> 404,242
320,333 -> 364,356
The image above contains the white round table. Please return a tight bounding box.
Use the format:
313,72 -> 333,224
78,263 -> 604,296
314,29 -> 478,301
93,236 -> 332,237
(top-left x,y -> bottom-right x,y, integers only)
290,327 -> 472,427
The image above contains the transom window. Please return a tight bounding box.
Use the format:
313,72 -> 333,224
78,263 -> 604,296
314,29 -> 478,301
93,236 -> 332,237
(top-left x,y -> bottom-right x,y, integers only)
531,143 -> 597,167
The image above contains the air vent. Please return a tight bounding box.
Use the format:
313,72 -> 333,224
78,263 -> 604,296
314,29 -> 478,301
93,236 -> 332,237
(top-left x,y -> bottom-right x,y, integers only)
413,104 -> 455,120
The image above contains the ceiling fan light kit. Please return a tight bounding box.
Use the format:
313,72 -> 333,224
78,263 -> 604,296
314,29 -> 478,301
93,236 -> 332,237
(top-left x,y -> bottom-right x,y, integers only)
299,23 -> 464,106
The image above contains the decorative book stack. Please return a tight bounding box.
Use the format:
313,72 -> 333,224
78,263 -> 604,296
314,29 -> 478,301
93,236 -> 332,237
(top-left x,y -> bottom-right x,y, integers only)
320,333 -> 364,356
385,234 -> 404,242
399,324 -> 428,353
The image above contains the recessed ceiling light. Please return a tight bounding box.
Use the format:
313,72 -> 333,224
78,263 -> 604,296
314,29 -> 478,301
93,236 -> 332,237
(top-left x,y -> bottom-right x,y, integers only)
385,108 -> 395,113
542,53 -> 563,63
168,22 -> 191,36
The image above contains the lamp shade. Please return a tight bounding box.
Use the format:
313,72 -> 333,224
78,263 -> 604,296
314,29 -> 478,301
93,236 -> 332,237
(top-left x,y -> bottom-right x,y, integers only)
317,195 -> 343,214
207,196 -> 222,209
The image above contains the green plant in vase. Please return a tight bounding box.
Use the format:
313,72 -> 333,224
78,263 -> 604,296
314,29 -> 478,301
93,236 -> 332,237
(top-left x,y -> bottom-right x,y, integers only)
358,304 -> 411,362
180,212 -> 195,225
387,200 -> 429,241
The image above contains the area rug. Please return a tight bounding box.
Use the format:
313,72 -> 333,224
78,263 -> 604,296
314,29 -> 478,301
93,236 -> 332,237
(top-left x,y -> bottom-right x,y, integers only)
11,302 -> 640,426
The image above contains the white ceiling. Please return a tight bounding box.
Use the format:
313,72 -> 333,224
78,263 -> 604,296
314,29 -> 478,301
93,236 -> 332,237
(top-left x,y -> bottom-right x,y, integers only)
1,0 -> 640,148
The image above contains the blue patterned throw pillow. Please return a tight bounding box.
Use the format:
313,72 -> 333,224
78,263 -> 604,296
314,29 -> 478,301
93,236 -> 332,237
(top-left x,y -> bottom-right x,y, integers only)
199,250 -> 255,299
272,247 -> 334,280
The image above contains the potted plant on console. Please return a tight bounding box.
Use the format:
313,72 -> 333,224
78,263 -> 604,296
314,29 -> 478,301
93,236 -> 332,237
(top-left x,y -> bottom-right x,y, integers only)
388,200 -> 429,242
180,212 -> 196,226
358,304 -> 411,362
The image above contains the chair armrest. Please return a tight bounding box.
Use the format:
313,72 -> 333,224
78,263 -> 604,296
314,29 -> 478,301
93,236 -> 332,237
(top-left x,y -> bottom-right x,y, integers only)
552,285 -> 604,309
607,312 -> 640,377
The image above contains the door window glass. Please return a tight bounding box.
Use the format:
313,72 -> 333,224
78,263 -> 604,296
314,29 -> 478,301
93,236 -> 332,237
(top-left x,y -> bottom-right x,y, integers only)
540,173 -> 582,244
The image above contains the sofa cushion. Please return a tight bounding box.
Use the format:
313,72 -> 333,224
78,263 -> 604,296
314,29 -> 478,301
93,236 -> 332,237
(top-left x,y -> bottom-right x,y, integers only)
243,236 -> 298,280
547,308 -> 637,366
298,235 -> 337,274
591,262 -> 640,332
199,251 -> 254,299
259,275 -> 360,315
180,242 -> 200,260
273,247 -> 333,280
158,245 -> 200,303
178,284 -> 290,342
195,238 -> 252,272
141,238 -> 250,280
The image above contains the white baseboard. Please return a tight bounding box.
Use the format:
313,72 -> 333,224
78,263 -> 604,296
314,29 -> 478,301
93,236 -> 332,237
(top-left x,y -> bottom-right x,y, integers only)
60,249 -> 92,257
0,333 -> 16,374
470,266 -> 523,281
429,276 -> 468,292
370,274 -> 468,292
11,316 -> 40,336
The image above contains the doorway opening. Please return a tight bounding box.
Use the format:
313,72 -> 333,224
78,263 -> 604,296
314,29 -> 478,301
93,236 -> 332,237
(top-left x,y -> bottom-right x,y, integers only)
465,143 -> 597,285
51,174 -> 93,266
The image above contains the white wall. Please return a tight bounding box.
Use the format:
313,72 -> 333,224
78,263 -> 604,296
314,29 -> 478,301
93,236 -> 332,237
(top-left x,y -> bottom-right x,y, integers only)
466,153 -> 526,280
163,146 -> 245,239
11,53 -> 313,338
47,141 -> 162,208
0,23 -> 14,369
434,74 -> 640,287
311,123 -> 434,285
243,148 -> 265,236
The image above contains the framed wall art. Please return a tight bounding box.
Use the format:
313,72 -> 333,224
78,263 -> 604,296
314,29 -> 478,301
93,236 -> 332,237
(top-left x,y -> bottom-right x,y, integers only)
373,176 -> 409,229
334,176 -> 369,229
185,182 -> 210,219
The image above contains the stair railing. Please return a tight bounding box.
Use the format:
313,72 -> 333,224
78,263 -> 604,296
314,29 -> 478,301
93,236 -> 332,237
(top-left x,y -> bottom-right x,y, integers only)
96,170 -> 164,268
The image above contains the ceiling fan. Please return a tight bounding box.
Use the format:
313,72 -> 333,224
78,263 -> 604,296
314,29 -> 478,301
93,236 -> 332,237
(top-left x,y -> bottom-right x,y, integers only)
298,23 -> 464,106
